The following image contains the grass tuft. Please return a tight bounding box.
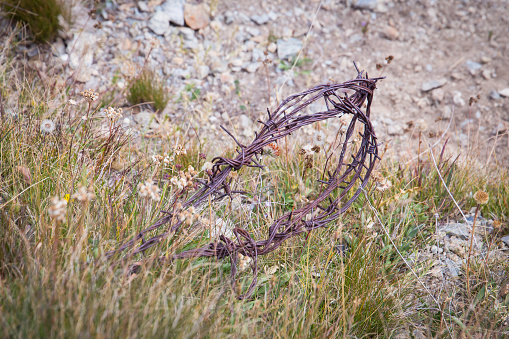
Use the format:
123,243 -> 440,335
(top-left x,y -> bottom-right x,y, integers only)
1,0 -> 69,43
127,68 -> 169,112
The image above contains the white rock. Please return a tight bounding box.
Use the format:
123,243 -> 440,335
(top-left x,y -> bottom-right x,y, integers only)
421,78 -> 447,92
277,38 -> 303,60
67,32 -> 96,70
239,114 -> 254,137
134,111 -> 160,129
252,48 -> 264,62
353,0 -> 378,10
196,65 -> 210,79
498,88 -> 509,97
138,1 -> 150,12
251,14 -> 270,25
161,0 -> 185,26
148,11 -> 171,35
465,60 -> 482,75
453,91 -> 465,106
502,235 -> 509,247
267,42 -> 277,53
245,62 -> 261,73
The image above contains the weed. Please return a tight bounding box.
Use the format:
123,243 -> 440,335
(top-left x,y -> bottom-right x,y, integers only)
127,68 -> 169,112
1,0 -> 70,43
278,56 -> 313,71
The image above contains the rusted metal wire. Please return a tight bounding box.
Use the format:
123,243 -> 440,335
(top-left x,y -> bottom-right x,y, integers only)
105,63 -> 382,299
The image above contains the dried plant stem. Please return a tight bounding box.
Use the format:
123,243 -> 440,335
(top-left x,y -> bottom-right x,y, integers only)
465,203 -> 480,294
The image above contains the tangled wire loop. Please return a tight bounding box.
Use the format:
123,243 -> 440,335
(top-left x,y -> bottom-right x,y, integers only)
106,64 -> 383,299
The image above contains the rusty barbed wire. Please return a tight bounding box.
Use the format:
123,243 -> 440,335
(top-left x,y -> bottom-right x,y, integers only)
105,63 -> 383,299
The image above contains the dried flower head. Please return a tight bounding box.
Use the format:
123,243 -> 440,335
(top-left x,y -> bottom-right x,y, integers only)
173,144 -> 187,156
267,142 -> 281,156
473,190 -> 489,205
238,253 -> 253,271
188,165 -> 198,176
375,177 -> 392,192
312,130 -> 326,147
376,63 -> 383,70
163,154 -> 174,166
40,119 -> 56,134
415,119 -> 428,132
148,38 -> 159,49
138,180 -> 161,201
385,55 -> 394,64
72,185 -> 95,203
80,89 -> 99,103
48,196 -> 67,222
178,208 -> 199,225
105,106 -> 123,120
152,154 -> 164,165
301,144 -> 315,157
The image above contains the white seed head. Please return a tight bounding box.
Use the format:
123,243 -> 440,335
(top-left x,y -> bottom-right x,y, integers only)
40,119 -> 56,134
138,180 -> 161,201
48,196 -> 67,222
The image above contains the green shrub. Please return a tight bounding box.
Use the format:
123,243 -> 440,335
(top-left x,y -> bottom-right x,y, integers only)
2,0 -> 68,43
127,68 -> 169,112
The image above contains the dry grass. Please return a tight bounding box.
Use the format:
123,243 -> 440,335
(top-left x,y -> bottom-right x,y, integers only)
0,28 -> 508,338
1,0 -> 70,43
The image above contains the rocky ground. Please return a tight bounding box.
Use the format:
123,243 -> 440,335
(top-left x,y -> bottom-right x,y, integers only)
3,0 -> 509,164
1,1 -> 508,330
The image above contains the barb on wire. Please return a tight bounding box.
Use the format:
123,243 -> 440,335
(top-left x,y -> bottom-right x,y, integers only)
104,64 -> 383,299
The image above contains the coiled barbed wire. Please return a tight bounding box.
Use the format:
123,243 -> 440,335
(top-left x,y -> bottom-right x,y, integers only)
105,63 -> 382,299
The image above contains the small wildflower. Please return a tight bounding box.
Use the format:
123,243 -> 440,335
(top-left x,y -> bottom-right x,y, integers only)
265,265 -> 278,275
178,206 -> 199,225
376,178 -> 392,192
473,190 -> 489,205
40,119 -> 56,134
301,144 -> 315,157
163,154 -> 174,166
148,38 -> 159,49
170,176 -> 181,189
72,185 -> 95,202
199,152 -> 206,160
80,89 -> 99,103
104,106 -> 123,120
188,165 -> 198,176
415,119 -> 428,132
267,142 -> 281,156
313,130 -> 326,147
68,99 -> 77,105
138,180 -> 161,201
173,144 -> 187,156
238,253 -> 253,271
202,161 -> 214,171
152,154 -> 164,165
48,196 -> 67,222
